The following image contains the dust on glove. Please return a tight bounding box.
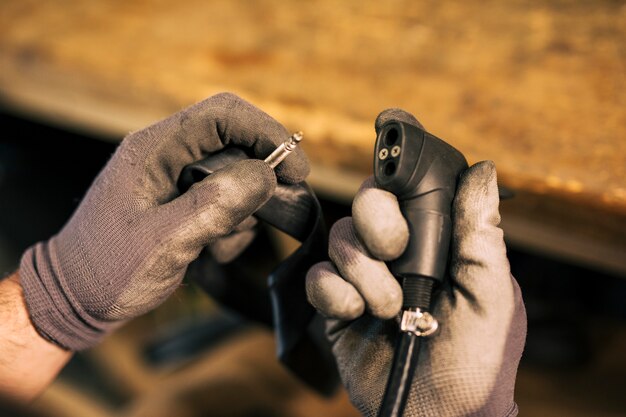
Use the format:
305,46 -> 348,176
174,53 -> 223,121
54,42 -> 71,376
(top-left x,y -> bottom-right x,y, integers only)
20,93 -> 309,350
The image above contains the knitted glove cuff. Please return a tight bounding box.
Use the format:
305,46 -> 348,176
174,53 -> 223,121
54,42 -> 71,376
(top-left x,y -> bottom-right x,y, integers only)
19,241 -> 119,351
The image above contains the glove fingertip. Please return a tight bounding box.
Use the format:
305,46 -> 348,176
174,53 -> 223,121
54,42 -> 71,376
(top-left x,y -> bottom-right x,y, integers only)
375,108 -> 425,133
455,160 -> 500,225
212,160 -> 276,217
273,146 -> 311,184
233,158 -> 278,193
460,160 -> 497,191
306,261 -> 365,321
169,159 -> 276,243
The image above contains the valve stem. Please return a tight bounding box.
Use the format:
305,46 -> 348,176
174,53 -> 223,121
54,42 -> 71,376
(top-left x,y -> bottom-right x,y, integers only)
264,131 -> 303,169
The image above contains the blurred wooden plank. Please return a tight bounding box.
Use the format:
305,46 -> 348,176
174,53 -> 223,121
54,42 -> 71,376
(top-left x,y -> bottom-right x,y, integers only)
516,320 -> 626,417
500,192 -> 626,276
0,0 -> 624,273
121,327 -> 359,417
34,382 -> 115,417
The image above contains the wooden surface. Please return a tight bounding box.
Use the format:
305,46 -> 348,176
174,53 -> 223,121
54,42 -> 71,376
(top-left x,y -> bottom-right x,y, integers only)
0,0 -> 625,273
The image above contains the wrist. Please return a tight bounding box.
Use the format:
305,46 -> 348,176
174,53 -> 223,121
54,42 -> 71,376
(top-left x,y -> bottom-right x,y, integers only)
0,271 -> 72,400
0,272 -> 41,343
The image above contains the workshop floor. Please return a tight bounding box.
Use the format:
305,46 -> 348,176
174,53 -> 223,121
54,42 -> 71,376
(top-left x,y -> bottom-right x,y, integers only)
1,112 -> 625,416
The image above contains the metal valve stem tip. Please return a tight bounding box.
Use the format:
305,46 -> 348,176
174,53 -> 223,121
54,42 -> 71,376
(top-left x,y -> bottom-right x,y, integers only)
264,131 -> 303,169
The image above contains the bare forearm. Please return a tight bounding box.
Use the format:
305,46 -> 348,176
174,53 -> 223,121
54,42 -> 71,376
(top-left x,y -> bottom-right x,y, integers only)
0,271 -> 72,401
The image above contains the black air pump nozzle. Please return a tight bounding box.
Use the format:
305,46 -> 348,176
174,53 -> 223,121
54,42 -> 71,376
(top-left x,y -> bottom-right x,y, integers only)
374,121 -> 467,417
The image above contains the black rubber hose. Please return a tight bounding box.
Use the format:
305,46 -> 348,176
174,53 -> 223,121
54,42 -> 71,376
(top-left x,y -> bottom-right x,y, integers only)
378,277 -> 434,417
377,332 -> 422,417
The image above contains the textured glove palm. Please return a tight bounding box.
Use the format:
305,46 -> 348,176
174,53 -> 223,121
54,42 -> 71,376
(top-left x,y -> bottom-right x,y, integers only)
306,110 -> 526,417
20,93 -> 309,350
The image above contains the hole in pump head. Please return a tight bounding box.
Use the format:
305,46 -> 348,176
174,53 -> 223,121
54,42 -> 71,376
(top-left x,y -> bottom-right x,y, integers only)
384,161 -> 396,176
384,128 -> 398,146
191,169 -> 208,184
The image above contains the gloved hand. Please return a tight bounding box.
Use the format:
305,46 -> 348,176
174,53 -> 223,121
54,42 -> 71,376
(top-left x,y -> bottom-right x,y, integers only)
306,110 -> 526,417
19,93 -> 309,351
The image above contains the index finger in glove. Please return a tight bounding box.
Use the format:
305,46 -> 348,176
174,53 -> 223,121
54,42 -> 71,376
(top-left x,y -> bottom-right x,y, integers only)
328,217 -> 403,319
352,177 -> 409,261
119,92 -> 309,203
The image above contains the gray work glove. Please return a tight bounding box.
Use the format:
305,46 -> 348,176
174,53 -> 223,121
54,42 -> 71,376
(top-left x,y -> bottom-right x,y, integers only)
19,93 -> 309,351
306,110 -> 526,417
